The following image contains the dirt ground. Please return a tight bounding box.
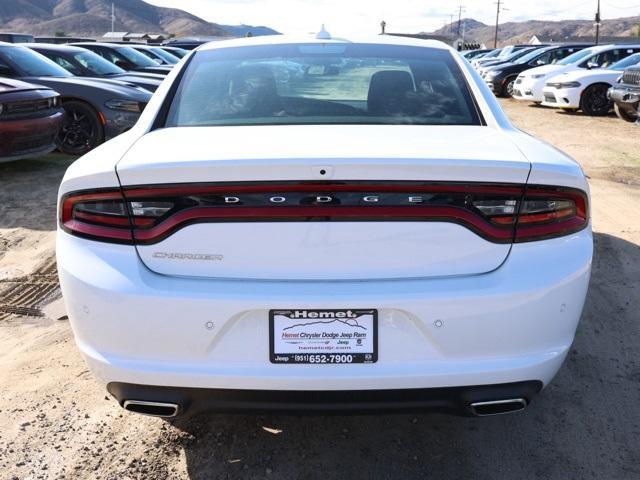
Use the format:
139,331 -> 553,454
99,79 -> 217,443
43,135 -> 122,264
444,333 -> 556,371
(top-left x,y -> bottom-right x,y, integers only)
0,101 -> 639,480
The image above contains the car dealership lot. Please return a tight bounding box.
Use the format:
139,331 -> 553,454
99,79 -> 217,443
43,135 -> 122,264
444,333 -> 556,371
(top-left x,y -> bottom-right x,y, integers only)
0,101 -> 638,479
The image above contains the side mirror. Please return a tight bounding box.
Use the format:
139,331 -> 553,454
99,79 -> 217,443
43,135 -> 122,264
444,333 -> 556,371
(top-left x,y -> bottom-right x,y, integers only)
0,64 -> 13,77
586,62 -> 599,69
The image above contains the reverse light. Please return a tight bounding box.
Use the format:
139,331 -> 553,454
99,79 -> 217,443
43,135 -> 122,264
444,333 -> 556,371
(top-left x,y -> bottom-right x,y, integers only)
60,183 -> 588,245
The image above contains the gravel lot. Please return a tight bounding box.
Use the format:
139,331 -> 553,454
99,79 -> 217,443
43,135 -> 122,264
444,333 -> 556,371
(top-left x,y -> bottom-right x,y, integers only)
0,100 -> 639,480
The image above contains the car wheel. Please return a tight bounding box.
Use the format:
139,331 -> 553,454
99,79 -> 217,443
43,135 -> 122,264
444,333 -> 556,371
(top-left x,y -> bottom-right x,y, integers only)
57,100 -> 104,156
501,76 -> 517,98
579,84 -> 612,116
613,103 -> 638,123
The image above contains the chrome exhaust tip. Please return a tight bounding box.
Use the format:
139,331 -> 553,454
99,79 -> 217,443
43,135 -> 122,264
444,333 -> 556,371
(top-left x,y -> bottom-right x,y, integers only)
122,400 -> 180,418
470,398 -> 527,416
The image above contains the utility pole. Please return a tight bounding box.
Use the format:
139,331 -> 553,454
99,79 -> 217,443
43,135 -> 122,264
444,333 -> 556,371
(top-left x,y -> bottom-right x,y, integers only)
594,0 -> 601,45
493,0 -> 503,48
111,2 -> 115,33
450,14 -> 454,35
457,5 -> 465,37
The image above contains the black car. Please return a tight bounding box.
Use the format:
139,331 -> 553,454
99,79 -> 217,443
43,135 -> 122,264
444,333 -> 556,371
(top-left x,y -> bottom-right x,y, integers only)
478,46 -> 544,73
71,42 -> 172,75
28,44 -> 164,92
609,61 -> 640,122
483,44 -> 593,97
0,42 -> 151,155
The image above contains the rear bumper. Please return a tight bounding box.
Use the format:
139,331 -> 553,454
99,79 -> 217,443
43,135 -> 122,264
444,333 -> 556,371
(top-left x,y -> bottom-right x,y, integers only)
57,227 -> 592,395
107,380 -> 543,416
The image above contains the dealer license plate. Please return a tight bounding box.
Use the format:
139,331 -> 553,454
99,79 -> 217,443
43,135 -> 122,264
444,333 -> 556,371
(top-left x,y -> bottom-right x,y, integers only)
269,309 -> 378,364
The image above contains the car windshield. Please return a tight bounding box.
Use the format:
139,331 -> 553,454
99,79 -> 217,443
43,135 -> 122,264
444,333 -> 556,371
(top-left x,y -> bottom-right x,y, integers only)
166,43 -> 482,128
0,45 -> 71,77
610,53 -> 640,71
150,47 -> 180,64
515,47 -> 553,64
74,50 -> 125,75
116,46 -> 160,67
557,48 -> 597,65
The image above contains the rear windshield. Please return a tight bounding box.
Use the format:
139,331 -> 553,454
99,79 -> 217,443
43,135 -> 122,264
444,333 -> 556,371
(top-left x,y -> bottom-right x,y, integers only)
165,43 -> 482,127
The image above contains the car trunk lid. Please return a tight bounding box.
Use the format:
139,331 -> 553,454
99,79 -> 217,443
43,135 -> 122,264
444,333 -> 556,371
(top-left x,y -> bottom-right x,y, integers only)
116,125 -> 530,280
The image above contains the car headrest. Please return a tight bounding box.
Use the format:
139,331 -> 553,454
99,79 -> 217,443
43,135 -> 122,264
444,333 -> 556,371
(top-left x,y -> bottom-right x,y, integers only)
230,65 -> 278,97
367,70 -> 415,115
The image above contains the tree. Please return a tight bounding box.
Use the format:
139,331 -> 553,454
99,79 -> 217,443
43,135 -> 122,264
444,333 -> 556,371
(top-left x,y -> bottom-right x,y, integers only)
55,30 -> 66,37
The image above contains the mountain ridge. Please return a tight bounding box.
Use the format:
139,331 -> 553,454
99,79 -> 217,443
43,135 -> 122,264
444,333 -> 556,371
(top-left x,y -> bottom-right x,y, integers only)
427,15 -> 640,46
0,0 -> 279,38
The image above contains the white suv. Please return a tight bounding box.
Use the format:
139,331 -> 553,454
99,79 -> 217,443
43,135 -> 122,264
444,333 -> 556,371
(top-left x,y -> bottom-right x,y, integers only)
514,44 -> 640,103
57,34 -> 592,418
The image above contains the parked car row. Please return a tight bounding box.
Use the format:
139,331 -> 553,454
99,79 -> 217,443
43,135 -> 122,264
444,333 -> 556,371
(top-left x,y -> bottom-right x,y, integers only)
0,40 -> 189,162
464,43 -> 640,120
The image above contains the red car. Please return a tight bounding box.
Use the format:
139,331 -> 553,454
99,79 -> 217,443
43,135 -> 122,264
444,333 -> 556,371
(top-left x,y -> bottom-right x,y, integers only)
0,78 -> 63,162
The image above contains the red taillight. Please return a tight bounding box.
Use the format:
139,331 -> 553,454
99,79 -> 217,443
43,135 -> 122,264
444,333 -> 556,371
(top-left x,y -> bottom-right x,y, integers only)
59,183 -> 588,245
514,186 -> 589,242
60,190 -> 134,242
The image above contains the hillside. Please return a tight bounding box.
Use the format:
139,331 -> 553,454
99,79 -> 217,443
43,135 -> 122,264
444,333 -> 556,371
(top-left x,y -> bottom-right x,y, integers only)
429,15 -> 640,46
0,0 -> 277,38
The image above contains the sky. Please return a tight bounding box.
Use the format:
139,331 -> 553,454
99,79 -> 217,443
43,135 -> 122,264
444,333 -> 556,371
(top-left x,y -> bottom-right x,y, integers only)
145,0 -> 640,35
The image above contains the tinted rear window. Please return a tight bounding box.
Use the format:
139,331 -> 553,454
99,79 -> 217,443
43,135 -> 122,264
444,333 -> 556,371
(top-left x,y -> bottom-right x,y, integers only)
165,43 -> 482,127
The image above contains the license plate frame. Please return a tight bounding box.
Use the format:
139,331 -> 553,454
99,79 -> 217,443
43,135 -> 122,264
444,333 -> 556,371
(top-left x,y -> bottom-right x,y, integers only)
269,309 -> 378,364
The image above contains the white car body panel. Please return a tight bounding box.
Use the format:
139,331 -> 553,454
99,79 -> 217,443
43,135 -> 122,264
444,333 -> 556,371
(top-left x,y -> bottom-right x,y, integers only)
56,34 -> 593,414
119,127 -> 532,280
513,64 -> 571,102
541,69 -> 623,109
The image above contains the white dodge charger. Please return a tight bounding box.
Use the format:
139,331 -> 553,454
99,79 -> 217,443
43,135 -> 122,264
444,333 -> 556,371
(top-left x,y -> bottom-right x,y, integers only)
57,33 -> 592,418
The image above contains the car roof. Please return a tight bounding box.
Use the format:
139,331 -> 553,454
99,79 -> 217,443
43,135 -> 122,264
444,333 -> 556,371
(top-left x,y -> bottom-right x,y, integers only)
197,34 -> 451,52
72,42 -> 130,48
588,43 -> 640,52
28,43 -> 87,53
